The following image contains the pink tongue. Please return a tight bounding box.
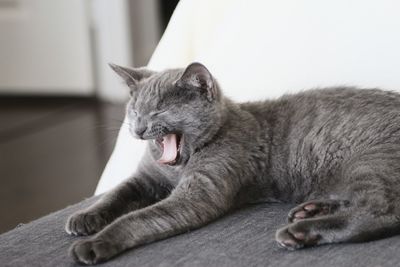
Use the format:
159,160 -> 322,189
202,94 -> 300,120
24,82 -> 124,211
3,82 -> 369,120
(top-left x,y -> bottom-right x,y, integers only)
157,134 -> 178,164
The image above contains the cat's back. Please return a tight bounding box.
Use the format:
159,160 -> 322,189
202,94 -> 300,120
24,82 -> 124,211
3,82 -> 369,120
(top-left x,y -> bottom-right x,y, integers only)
284,88 -> 400,181
291,87 -> 400,113
242,87 -> 400,137
284,87 -> 400,138
240,87 -> 400,190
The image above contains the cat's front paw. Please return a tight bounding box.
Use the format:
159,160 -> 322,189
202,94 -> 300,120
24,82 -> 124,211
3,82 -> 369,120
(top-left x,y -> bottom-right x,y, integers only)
65,212 -> 108,236
69,238 -> 120,265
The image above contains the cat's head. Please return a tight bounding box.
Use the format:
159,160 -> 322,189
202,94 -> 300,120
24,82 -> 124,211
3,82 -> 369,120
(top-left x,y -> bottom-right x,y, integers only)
110,62 -> 225,165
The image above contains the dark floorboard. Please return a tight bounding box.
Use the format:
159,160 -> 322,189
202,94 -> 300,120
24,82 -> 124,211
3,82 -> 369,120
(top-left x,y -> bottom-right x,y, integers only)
0,97 -> 125,234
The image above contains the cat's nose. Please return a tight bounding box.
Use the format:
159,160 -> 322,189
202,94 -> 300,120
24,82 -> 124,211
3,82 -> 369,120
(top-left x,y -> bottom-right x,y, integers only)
135,127 -> 147,138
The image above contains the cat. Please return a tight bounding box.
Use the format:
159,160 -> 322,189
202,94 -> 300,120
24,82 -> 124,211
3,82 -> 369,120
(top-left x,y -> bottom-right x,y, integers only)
66,62 -> 400,265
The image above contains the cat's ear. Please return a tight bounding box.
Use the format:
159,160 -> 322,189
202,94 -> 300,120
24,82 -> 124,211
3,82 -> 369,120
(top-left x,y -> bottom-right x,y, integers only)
176,62 -> 216,102
108,63 -> 154,87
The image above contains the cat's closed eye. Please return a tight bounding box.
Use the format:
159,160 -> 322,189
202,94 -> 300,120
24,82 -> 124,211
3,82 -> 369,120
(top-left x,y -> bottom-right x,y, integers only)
151,110 -> 168,117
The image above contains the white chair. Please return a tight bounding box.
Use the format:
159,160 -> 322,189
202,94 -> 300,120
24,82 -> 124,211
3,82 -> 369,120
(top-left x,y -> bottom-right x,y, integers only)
96,0 -> 400,195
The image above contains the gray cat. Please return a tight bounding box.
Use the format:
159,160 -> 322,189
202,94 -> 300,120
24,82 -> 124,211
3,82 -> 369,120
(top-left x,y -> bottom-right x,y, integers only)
66,62 -> 400,265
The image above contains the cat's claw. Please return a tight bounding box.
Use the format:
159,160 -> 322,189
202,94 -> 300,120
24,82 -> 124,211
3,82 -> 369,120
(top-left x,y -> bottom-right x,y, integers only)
66,212 -> 108,236
70,238 -> 118,265
287,199 -> 348,223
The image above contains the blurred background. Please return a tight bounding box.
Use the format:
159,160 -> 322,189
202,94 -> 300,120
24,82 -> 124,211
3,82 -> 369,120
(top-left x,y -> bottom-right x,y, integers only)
0,0 -> 179,234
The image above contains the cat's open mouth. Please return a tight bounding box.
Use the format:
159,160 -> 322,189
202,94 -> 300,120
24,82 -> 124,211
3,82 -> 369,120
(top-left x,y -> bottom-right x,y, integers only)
155,133 -> 182,165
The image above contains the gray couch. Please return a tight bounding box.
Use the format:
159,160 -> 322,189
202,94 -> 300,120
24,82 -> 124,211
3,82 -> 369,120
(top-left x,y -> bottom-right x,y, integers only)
0,196 -> 398,266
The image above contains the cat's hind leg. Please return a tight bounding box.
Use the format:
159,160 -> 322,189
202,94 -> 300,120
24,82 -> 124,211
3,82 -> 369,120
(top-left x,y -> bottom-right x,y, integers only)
276,211 -> 400,250
278,148 -> 400,249
277,214 -> 347,249
288,199 -> 350,223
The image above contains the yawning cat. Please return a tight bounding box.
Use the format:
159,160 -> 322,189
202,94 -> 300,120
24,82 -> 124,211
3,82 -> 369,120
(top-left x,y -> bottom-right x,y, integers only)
66,62 -> 400,265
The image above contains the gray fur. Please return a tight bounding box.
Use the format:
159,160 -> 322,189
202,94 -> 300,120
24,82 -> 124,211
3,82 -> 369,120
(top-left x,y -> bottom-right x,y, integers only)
66,62 -> 400,265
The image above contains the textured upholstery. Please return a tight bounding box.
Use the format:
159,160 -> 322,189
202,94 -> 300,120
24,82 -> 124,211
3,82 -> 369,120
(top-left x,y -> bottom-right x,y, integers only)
1,197 -> 398,266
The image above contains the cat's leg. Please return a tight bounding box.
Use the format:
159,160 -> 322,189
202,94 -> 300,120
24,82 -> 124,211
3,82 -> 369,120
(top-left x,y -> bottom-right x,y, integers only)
276,212 -> 400,250
277,150 -> 400,249
69,173 -> 234,265
66,174 -> 173,236
288,199 -> 350,222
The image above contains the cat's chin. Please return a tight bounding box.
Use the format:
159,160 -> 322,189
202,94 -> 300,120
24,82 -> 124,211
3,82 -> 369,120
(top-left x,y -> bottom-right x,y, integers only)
156,133 -> 182,165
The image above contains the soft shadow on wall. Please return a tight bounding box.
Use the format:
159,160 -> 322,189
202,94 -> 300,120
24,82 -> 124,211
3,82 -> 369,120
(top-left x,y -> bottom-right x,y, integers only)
129,0 -> 179,67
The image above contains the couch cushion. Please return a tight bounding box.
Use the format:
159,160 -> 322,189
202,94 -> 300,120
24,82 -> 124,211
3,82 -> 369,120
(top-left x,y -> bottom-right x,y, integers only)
0,197 -> 398,266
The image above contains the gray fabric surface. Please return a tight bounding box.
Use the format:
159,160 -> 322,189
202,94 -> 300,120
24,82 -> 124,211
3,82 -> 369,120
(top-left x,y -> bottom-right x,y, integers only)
0,196 -> 399,267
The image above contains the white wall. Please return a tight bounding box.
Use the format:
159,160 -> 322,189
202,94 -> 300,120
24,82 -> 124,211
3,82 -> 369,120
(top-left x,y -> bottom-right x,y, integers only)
90,0 -> 161,102
0,0 -> 93,95
0,0 -> 161,100
129,0 -> 161,67
89,0 -> 132,102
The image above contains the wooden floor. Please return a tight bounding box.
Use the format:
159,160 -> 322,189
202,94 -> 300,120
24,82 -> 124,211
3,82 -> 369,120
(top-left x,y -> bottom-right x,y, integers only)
0,97 -> 125,234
